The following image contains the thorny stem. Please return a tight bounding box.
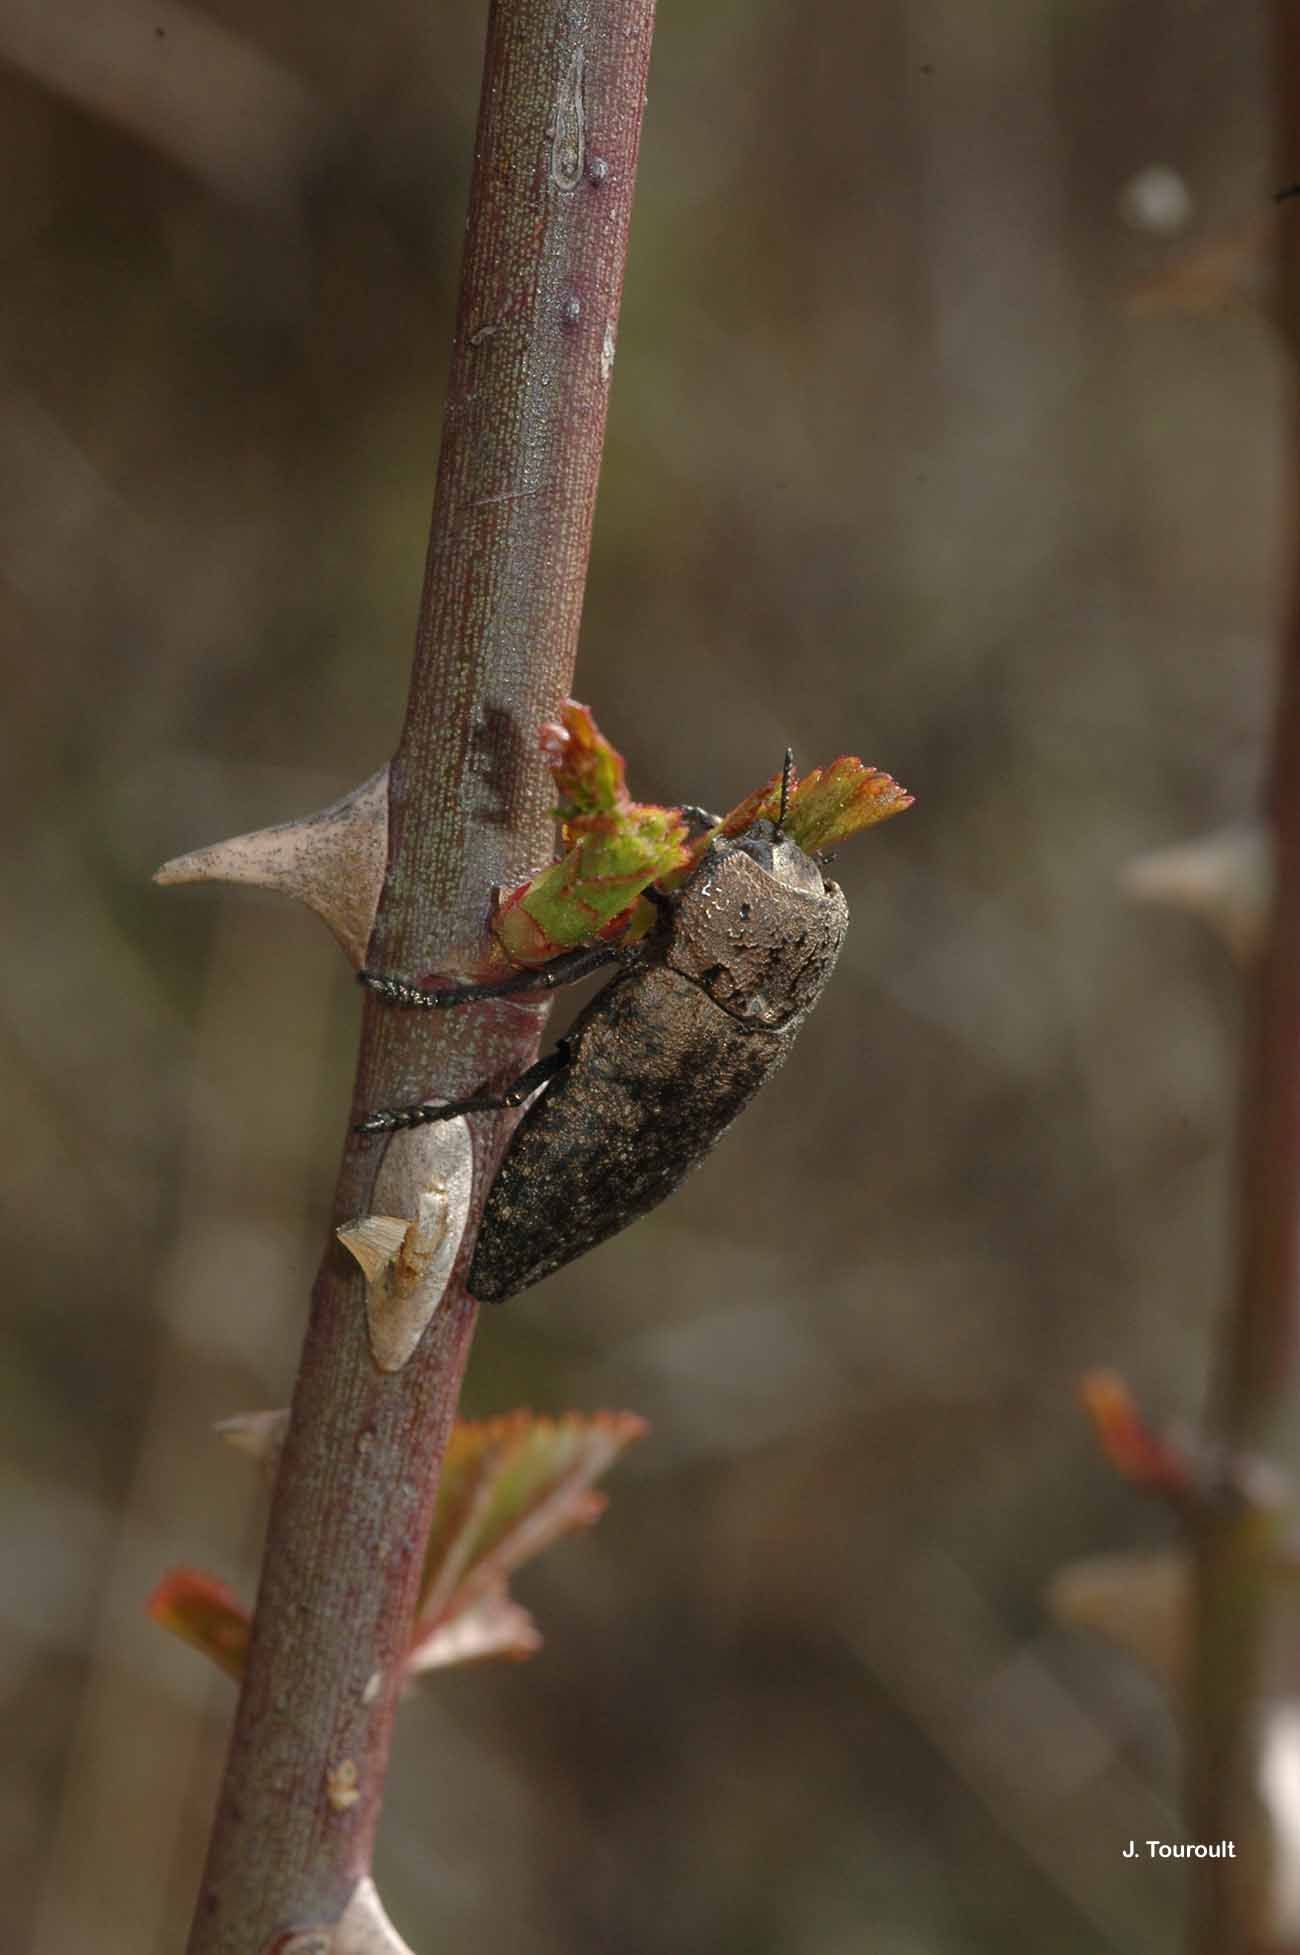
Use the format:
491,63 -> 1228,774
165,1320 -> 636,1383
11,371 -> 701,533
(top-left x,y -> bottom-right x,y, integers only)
1187,12 -> 1300,1948
186,4 -> 657,1949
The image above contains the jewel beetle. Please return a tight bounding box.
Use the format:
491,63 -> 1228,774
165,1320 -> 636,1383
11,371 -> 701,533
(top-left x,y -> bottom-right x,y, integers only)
357,767 -> 854,1302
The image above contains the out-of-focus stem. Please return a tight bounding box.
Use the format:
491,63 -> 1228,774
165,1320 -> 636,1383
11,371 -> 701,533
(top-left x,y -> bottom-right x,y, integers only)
1187,12 -> 1300,1947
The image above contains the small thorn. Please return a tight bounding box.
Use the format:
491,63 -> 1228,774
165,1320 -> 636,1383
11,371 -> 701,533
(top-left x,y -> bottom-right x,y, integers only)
216,1408 -> 289,1469
155,767 -> 389,968
333,1879 -> 418,1955
337,1215 -> 411,1285
1046,1548 -> 1189,1689
1120,822 -> 1271,962
338,1123 -> 473,1372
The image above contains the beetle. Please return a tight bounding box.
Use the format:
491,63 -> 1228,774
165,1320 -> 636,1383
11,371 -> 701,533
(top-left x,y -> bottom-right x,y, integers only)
355,760 -> 849,1302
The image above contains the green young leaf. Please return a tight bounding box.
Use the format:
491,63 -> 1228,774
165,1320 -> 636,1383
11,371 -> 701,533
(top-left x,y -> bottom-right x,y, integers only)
493,699 -> 689,965
494,808 -> 686,965
148,1409 -> 647,1682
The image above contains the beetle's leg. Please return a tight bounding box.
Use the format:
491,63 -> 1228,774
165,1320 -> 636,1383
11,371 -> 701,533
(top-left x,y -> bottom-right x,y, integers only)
354,1046 -> 570,1136
359,940 -> 634,1010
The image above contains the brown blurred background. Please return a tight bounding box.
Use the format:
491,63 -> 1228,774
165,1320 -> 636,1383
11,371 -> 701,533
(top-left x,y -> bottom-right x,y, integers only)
0,2 -> 1282,1950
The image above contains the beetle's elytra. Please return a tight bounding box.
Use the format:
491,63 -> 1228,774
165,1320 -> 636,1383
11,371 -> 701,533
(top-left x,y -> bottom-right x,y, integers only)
358,817 -> 848,1303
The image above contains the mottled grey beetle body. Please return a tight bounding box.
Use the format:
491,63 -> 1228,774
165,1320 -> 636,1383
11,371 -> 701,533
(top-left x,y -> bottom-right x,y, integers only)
469,820 -> 848,1300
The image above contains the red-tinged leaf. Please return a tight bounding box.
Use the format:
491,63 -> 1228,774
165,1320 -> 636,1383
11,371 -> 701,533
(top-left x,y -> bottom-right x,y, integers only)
782,757 -> 913,852
496,701 -> 693,963
541,698 -> 630,829
147,1568 -> 251,1679
155,1410 -> 648,1685
674,755 -> 913,879
1079,1370 -> 1194,1502
406,1583 -> 543,1673
502,706 -> 912,961
410,1411 -> 648,1665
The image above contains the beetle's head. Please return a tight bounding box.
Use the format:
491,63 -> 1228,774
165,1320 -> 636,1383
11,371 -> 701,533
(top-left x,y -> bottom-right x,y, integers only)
731,817 -> 827,898
670,808 -> 848,1027
727,746 -> 828,897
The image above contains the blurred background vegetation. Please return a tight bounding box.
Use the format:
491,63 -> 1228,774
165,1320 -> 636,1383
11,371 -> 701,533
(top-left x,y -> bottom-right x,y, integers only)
0,2 -> 1282,1950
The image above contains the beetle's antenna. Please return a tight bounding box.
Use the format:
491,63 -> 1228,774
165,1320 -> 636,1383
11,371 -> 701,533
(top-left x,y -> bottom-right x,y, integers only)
776,748 -> 795,837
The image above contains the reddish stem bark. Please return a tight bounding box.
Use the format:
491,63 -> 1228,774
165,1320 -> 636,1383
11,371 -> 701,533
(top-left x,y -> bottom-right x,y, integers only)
186,4 -> 656,1948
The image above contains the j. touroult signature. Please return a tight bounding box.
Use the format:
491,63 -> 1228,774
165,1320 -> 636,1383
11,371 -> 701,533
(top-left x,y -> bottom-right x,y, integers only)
1124,1840 -> 1236,1860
